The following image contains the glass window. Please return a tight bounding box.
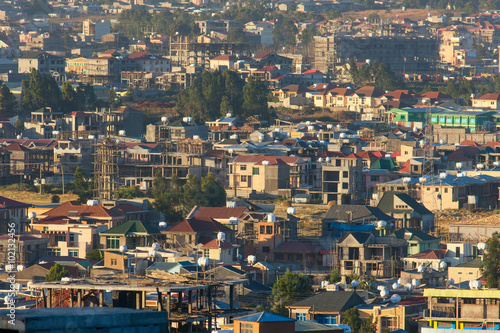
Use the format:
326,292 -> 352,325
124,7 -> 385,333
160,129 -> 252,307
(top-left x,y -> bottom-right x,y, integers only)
241,323 -> 253,333
240,165 -> 247,171
297,313 -> 307,321
318,315 -> 337,325
253,167 -> 259,175
204,249 -> 210,257
111,259 -> 117,265
69,250 -> 78,257
55,235 -> 66,243
106,236 -> 120,249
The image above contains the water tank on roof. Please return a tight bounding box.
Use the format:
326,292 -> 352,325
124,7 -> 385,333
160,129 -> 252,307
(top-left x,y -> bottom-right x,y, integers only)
28,212 -> 36,219
247,255 -> 256,265
351,280 -> 359,288
161,116 -> 168,122
229,217 -> 239,224
417,264 -> 425,273
380,289 -> 389,297
198,257 -> 209,267
287,207 -> 296,214
119,245 -> 127,253
392,282 -> 399,290
118,130 -> 126,136
217,232 -> 226,241
478,242 -> 487,251
391,294 -> 401,303
267,214 -> 276,222
159,221 -> 167,229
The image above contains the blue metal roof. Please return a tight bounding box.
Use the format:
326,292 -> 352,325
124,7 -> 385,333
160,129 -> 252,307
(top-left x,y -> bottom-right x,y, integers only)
234,312 -> 295,323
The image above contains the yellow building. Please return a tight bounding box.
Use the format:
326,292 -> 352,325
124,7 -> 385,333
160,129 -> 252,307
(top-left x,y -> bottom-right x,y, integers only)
424,288 -> 500,330
65,57 -> 89,75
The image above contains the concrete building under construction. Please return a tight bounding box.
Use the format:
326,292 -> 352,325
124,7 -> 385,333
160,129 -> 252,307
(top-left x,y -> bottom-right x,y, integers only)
314,35 -> 438,74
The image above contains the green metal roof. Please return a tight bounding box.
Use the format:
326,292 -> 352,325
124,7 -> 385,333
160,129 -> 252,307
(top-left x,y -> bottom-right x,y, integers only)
100,220 -> 160,236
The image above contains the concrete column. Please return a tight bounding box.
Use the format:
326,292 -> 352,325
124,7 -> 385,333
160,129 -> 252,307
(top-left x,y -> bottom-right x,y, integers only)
47,289 -> 52,308
142,291 -> 146,309
229,285 -> 234,310
166,292 -> 171,316
99,291 -> 104,307
208,286 -> 212,311
69,289 -> 74,308
77,290 -> 82,307
178,292 -> 183,311
136,291 -> 141,310
157,292 -> 163,311
188,290 -> 192,314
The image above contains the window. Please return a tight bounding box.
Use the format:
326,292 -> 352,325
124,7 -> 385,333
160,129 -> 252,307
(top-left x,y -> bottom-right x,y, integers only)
47,249 -> 61,256
275,253 -> 284,260
262,246 -> 270,253
43,227 -> 48,231
343,171 -> 348,178
240,165 -> 247,171
106,236 -> 120,249
463,298 -> 476,304
297,313 -> 307,321
456,247 -> 461,257
55,235 -> 66,243
370,176 -> 379,182
266,226 -> 273,234
342,183 -> 348,189
204,249 -> 210,257
69,250 -> 78,257
241,175 -> 247,182
240,323 -> 253,333
318,315 -> 337,325
260,226 -> 265,234
444,188 -> 448,193
253,167 -> 259,175
111,259 -> 117,266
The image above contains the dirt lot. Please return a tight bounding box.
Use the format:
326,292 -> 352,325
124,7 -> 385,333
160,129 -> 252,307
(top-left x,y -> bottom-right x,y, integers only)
435,209 -> 500,237
0,189 -> 78,206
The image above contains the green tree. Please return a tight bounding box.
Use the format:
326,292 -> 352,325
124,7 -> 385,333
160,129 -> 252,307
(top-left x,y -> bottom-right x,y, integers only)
325,9 -> 342,19
73,167 -> 93,203
242,76 -> 268,119
61,82 -> 77,113
15,119 -> 23,132
220,95 -> 232,116
151,171 -> 183,223
342,307 -> 361,332
342,307 -> 376,333
329,268 -> 341,284
45,263 -> 70,281
201,172 -> 226,207
109,87 -> 117,103
182,174 -> 205,214
481,232 -> 500,288
269,270 -> 313,315
202,71 -> 225,120
299,26 -> 316,48
86,248 -> 103,261
0,82 -> 17,117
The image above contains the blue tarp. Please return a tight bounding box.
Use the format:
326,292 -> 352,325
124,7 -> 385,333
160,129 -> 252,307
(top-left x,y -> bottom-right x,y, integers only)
328,222 -> 375,237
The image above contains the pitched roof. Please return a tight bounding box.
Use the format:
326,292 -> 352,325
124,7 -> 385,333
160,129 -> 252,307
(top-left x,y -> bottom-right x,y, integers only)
235,311 -> 295,323
288,291 -> 365,312
100,220 -> 159,235
323,205 -> 393,223
390,228 -> 439,242
377,192 -> 433,216
339,231 -> 372,244
0,196 -> 30,209
475,93 -> 500,101
192,206 -> 246,219
455,257 -> 482,268
41,201 -> 123,219
202,239 -> 233,249
407,248 -> 446,259
167,218 -> 233,233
